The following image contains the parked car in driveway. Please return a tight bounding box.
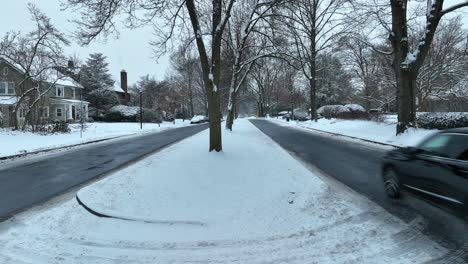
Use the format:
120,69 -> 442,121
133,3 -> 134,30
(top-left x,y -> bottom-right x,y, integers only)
382,128 -> 468,212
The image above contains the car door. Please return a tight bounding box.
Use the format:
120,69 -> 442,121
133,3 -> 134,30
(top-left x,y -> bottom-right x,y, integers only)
434,133 -> 468,205
399,133 -> 451,193
409,133 -> 468,207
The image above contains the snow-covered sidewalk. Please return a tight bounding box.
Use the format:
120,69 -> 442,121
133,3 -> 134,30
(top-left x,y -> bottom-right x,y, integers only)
0,120 -> 191,158
268,117 -> 437,147
0,119 -> 446,263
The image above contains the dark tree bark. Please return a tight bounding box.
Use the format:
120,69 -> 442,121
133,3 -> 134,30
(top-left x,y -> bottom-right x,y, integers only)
226,91 -> 236,130
65,0 -> 237,151
186,0 -> 234,151
389,0 -> 468,134
309,4 -> 317,121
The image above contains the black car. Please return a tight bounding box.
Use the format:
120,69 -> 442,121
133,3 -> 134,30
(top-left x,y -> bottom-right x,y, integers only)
382,129 -> 468,211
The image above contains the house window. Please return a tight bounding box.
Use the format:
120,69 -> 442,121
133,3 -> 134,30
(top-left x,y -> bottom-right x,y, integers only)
56,85 -> 64,97
0,82 -> 5,94
19,108 -> 27,119
0,82 -> 13,95
72,88 -> 76,98
56,108 -> 63,117
7,82 -> 14,94
40,107 -> 49,118
3,67 -> 8,76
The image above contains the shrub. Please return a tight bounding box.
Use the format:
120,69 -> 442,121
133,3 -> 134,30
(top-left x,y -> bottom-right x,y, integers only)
317,105 -> 351,119
52,120 -> 70,133
104,105 -> 139,122
344,104 -> 366,112
368,112 -> 386,123
337,111 -> 367,120
109,105 -> 139,117
317,103 -> 386,122
292,109 -> 310,121
87,88 -> 120,109
137,108 -> 162,123
416,112 -> 468,130
104,111 -> 136,122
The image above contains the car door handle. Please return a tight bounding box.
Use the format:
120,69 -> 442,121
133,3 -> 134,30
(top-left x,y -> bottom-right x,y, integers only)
455,168 -> 468,174
447,164 -> 468,176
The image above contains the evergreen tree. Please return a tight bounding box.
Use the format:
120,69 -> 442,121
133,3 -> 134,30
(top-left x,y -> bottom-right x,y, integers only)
80,53 -> 116,109
80,53 -> 114,97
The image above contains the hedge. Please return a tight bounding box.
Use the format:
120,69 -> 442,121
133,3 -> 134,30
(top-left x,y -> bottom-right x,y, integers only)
416,112 -> 468,130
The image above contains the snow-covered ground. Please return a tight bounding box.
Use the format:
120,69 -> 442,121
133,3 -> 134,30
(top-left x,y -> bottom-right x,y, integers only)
0,119 -> 447,263
0,120 -> 191,158
268,116 -> 437,147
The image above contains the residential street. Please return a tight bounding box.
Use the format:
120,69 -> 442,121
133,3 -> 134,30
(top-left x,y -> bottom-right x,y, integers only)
0,124 -> 208,221
0,119 -> 450,263
250,119 -> 468,261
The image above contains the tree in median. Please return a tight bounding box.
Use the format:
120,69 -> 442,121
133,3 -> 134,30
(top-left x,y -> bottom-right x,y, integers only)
64,0 -> 240,152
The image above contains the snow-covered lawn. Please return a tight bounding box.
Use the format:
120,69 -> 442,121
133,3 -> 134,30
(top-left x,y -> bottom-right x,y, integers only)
268,117 -> 437,147
0,119 -> 447,263
0,120 -> 191,158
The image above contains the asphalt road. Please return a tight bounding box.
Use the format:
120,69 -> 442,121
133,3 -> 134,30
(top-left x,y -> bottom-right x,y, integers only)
0,124 -> 208,221
251,119 -> 468,261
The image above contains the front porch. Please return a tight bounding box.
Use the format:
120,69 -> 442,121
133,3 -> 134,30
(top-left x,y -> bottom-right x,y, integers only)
0,96 -> 18,127
50,98 -> 89,122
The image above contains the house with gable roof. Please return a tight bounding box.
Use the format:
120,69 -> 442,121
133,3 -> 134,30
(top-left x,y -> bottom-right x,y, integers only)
0,57 -> 89,127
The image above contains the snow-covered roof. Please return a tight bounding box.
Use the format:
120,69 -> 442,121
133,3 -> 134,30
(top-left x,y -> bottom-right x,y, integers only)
46,75 -> 84,89
0,96 -> 17,105
0,57 -> 25,74
50,98 -> 89,104
0,57 -> 83,89
110,80 -> 125,93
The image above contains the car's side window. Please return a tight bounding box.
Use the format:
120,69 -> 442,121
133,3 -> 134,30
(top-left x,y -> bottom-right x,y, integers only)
443,134 -> 468,161
418,134 -> 451,157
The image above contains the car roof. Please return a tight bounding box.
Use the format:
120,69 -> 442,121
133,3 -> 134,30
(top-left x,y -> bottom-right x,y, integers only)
441,128 -> 468,134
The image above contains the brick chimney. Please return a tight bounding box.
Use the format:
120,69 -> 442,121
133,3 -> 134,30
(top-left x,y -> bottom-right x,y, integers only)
120,70 -> 128,93
120,70 -> 129,103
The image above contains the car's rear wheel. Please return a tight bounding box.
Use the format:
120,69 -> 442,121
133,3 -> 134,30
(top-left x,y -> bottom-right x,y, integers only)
383,169 -> 401,199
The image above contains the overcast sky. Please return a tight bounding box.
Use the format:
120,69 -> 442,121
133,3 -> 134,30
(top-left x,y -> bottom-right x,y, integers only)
0,1 -> 170,86
0,1 -> 466,86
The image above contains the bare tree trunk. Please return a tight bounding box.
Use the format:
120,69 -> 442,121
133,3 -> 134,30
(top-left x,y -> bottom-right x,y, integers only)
234,100 -> 238,119
396,70 -> 417,134
185,0 -> 223,151
309,4 -> 318,121
364,79 -> 371,111
188,81 -> 194,118
226,92 -> 236,130
418,93 -> 428,112
208,92 -> 222,151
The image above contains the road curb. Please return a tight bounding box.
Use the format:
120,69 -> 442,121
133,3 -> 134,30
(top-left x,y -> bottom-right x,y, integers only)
267,119 -> 401,148
0,124 -> 208,223
0,134 -> 133,161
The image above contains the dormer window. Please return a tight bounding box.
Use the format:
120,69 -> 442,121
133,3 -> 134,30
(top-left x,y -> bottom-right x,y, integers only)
56,85 -> 64,97
3,67 -> 8,76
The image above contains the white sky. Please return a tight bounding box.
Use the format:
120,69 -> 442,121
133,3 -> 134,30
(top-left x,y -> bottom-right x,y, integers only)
0,0 -> 170,86
0,1 -> 466,86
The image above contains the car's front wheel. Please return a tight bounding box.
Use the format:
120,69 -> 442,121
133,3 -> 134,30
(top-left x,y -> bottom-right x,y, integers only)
383,169 -> 401,199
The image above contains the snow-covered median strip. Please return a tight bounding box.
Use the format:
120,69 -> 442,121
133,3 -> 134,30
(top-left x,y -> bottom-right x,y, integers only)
268,117 -> 437,147
0,119 -> 447,263
0,120 -> 191,158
